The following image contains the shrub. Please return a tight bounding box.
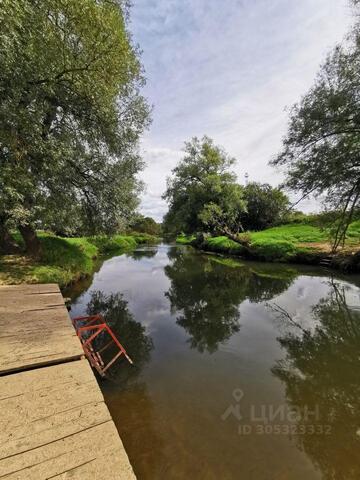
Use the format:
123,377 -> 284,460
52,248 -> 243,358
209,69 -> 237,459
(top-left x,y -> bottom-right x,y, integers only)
176,234 -> 196,245
88,235 -> 137,254
250,239 -> 297,261
204,236 -> 245,254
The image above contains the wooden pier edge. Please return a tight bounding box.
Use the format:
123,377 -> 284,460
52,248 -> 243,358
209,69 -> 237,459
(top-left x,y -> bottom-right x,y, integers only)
0,284 -> 137,480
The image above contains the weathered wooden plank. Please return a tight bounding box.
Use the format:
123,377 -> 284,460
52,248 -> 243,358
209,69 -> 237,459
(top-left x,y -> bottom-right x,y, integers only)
0,283 -> 60,295
0,284 -> 83,374
0,361 -> 136,480
0,422 -> 135,479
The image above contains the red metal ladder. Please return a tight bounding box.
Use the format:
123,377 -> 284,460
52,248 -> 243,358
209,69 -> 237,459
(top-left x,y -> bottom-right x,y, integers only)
72,314 -> 133,377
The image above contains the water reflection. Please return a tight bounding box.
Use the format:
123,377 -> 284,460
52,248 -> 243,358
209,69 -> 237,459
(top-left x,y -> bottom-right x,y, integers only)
272,279 -> 360,479
127,246 -> 158,261
68,246 -> 360,479
86,290 -> 153,383
164,249 -> 294,353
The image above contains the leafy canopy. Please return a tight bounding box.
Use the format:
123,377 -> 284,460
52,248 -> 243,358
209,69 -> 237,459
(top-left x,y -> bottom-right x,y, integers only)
0,0 -> 150,247
272,5 -> 360,249
163,136 -> 246,236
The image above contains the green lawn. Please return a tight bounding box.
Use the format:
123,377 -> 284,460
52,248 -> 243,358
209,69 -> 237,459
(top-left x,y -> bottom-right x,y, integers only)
0,232 -> 159,287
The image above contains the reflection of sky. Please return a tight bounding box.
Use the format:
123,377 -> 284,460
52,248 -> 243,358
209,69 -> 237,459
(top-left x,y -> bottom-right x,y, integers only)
70,246 -> 190,357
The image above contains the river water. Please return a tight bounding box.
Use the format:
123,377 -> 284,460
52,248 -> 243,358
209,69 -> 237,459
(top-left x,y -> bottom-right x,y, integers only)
68,244 -> 360,480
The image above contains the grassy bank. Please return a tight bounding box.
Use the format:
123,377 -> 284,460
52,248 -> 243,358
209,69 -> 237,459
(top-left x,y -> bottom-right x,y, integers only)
177,222 -> 360,270
0,232 -> 159,287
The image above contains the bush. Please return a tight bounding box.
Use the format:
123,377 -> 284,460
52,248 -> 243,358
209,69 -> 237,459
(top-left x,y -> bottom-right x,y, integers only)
176,234 -> 196,245
204,236 -> 245,254
250,239 -> 297,261
88,235 -> 137,254
131,233 -> 160,245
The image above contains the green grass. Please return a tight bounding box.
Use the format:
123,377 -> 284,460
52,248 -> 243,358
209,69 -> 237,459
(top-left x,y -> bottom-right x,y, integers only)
176,234 -> 196,245
176,222 -> 360,265
250,224 -> 328,243
0,232 -> 159,287
88,234 -> 137,254
249,239 -> 298,261
346,220 -> 360,241
205,236 -> 245,254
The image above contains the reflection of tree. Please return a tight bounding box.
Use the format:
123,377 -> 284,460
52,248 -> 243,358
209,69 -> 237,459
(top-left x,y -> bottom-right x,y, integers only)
272,279 -> 360,480
86,291 -> 153,382
165,250 -> 293,353
127,247 -> 158,261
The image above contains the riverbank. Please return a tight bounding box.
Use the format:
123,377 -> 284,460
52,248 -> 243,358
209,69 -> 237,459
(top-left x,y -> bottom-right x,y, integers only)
177,223 -> 360,273
0,232 -> 160,287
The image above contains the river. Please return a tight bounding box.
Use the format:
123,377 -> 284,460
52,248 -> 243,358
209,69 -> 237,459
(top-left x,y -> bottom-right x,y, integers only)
67,244 -> 360,480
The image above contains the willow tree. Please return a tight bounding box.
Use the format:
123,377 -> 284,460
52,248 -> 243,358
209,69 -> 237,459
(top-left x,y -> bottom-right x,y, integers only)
273,5 -> 360,252
163,136 -> 246,237
0,0 -> 150,255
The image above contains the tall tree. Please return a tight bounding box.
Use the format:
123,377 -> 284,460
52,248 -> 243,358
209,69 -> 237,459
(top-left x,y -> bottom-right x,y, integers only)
0,0 -> 150,255
163,136 -> 246,237
272,5 -> 360,251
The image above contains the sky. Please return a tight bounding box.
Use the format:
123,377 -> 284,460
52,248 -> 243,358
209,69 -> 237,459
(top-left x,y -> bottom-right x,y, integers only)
129,0 -> 353,221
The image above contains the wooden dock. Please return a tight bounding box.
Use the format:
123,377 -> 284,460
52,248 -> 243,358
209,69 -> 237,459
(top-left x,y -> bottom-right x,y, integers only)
0,284 -> 136,479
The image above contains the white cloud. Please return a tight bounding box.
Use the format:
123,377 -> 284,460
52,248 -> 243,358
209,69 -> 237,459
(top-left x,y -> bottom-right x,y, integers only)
131,0 -> 353,220
139,145 -> 183,221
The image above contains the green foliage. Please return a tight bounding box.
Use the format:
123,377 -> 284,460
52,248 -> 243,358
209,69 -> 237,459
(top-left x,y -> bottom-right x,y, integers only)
204,236 -> 244,254
163,136 -> 246,236
346,220 -> 360,240
241,182 -> 289,230
0,0 -> 150,249
273,9 -> 360,250
131,233 -> 160,245
250,239 -> 297,262
177,222 -> 360,266
88,235 -> 137,254
284,211 -> 318,225
176,234 -> 196,245
129,216 -> 162,236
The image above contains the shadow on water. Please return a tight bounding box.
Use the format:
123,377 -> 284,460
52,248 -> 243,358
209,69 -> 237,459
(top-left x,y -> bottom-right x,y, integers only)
271,278 -> 360,479
164,248 -> 294,353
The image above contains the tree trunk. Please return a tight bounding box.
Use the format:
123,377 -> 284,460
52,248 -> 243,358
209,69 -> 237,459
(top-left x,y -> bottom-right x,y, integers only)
221,225 -> 249,246
0,219 -> 20,254
18,224 -> 42,258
